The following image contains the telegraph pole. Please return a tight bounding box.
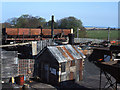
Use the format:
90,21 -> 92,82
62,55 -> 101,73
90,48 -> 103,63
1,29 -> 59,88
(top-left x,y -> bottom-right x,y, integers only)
108,27 -> 110,42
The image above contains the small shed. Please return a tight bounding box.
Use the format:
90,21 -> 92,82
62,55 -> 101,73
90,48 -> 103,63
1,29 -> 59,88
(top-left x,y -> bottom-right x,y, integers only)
35,44 -> 85,85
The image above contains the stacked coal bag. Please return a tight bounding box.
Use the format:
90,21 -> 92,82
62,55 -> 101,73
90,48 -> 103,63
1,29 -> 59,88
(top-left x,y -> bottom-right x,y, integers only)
1,50 -> 18,80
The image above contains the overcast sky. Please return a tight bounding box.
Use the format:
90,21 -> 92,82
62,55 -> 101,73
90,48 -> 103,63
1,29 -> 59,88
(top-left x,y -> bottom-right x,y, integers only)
1,2 -> 118,28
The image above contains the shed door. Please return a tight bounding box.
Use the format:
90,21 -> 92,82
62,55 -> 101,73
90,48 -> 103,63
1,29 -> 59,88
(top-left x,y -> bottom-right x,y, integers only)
44,64 -> 49,82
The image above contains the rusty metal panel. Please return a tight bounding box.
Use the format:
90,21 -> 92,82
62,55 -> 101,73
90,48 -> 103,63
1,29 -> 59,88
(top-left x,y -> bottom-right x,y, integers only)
54,29 -> 61,35
18,59 -> 35,78
6,28 -> 18,35
48,46 -> 67,63
31,29 -> 41,35
73,46 -> 86,58
5,28 -> 71,36
42,29 -> 71,36
43,29 -> 51,35
63,29 -> 71,35
65,45 -> 81,60
19,28 -> 30,35
47,45 -> 84,63
69,72 -> 74,80
57,47 -> 72,61
72,46 -> 79,53
61,46 -> 72,61
62,46 -> 74,60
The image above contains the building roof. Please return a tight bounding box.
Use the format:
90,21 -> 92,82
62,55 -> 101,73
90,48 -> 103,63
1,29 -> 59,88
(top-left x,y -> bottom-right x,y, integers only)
47,45 -> 86,63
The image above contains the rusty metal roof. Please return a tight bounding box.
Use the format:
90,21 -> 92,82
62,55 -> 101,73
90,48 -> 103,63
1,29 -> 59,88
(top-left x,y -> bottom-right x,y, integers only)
47,45 -> 85,63
72,46 -> 86,59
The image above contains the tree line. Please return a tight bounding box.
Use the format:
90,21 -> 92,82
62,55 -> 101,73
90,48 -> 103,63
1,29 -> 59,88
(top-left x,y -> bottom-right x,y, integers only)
2,14 -> 87,37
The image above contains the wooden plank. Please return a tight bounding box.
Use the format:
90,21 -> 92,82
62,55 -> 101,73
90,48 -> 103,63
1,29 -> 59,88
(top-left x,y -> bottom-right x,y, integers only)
0,42 -> 32,48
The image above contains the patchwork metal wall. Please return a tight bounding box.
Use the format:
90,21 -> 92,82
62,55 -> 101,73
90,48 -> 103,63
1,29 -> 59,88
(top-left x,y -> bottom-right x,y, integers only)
18,59 -> 35,78
60,59 -> 83,83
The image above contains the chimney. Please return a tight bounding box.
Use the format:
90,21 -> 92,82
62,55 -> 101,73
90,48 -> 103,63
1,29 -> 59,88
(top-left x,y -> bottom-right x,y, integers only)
68,28 -> 75,45
51,15 -> 54,39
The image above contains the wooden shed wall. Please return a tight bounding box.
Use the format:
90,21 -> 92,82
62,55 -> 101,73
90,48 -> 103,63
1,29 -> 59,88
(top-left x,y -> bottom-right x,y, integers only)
35,49 -> 59,84
1,50 -> 18,78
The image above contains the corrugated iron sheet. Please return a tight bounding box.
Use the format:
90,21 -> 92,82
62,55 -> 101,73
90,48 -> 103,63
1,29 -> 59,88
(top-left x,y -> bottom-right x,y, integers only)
57,47 -> 72,61
72,46 -> 86,58
48,46 -> 67,63
47,45 -> 84,63
65,45 -> 82,60
62,46 -> 75,60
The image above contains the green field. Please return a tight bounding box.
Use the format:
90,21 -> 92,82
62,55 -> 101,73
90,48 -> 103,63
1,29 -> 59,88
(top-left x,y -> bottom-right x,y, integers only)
86,30 -> 119,40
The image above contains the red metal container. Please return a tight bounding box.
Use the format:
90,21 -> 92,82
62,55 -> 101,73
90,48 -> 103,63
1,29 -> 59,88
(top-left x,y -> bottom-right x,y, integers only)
63,29 -> 71,35
6,28 -> 18,35
42,29 -> 51,35
54,29 -> 61,35
18,75 -> 25,85
19,28 -> 30,35
31,29 -> 41,35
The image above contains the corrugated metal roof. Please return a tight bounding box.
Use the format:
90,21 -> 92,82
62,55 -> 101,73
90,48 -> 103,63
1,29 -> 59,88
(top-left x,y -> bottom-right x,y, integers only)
72,46 -> 86,59
48,46 -> 67,63
65,45 -> 82,60
57,47 -> 72,61
47,45 -> 85,63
